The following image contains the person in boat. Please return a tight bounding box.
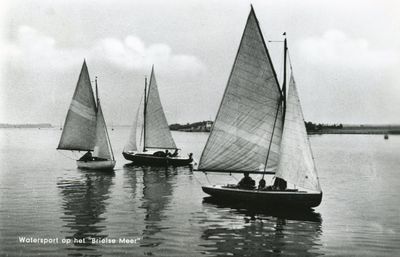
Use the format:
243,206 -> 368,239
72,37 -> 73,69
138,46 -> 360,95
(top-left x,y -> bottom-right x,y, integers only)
165,149 -> 172,157
258,178 -> 266,190
237,172 -> 256,189
273,177 -> 287,190
171,149 -> 179,157
79,151 -> 93,161
153,151 -> 168,157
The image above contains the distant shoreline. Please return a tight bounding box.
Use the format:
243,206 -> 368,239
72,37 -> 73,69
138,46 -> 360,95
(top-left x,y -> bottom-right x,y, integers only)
1,123 -> 400,135
307,125 -> 400,135
0,123 -> 52,129
308,130 -> 399,135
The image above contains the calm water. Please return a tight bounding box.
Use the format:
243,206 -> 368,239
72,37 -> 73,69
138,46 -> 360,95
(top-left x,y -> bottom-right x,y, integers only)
1,128 -> 400,256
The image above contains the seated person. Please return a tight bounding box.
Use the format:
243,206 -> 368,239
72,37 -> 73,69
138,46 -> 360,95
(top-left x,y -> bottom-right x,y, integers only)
272,177 -> 287,190
79,151 -> 93,161
171,149 -> 179,157
258,179 -> 266,190
153,151 -> 167,157
237,172 -> 256,189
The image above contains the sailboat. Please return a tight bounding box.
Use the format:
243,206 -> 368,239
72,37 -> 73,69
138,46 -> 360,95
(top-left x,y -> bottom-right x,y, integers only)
196,6 -> 322,208
122,66 -> 193,166
57,60 -> 116,170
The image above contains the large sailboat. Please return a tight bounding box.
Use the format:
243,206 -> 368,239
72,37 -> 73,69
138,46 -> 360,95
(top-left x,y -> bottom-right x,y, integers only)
197,6 -> 322,208
123,66 -> 193,166
57,60 -> 116,170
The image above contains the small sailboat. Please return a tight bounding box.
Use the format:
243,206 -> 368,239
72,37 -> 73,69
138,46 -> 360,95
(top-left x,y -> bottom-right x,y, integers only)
57,60 -> 116,170
123,66 -> 193,166
196,6 -> 322,208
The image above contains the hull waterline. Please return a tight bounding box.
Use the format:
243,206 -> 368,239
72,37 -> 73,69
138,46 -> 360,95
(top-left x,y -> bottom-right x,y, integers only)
77,160 -> 116,170
202,185 -> 322,208
123,152 -> 193,166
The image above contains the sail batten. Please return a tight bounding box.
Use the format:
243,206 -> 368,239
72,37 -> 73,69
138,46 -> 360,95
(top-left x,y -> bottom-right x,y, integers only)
198,8 -> 283,173
69,100 -> 97,121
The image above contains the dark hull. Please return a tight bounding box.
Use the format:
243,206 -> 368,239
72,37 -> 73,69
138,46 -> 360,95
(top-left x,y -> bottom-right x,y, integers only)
123,152 -> 193,166
202,185 -> 322,208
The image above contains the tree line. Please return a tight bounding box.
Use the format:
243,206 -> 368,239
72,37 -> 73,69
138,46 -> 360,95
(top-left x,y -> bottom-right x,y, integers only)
305,122 -> 343,132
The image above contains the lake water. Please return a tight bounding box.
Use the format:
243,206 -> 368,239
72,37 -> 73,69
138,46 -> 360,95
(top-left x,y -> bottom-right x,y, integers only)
1,128 -> 399,256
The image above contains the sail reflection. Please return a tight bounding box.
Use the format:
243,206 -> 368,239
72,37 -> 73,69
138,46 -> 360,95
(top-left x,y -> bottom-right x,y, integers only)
200,197 -> 323,256
140,165 -> 176,247
122,164 -> 139,201
123,164 -> 193,248
57,170 -> 114,255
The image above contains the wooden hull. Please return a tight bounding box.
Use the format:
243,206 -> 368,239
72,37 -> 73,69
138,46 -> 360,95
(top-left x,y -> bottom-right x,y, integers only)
202,185 -> 322,208
123,152 -> 193,166
77,160 -> 116,170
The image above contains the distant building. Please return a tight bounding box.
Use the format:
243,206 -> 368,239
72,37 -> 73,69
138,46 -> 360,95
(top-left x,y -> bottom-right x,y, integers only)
205,121 -> 212,131
169,121 -> 213,132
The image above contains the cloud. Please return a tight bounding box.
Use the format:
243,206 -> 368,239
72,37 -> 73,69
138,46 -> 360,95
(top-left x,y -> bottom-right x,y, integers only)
95,35 -> 205,74
298,30 -> 398,70
2,26 -> 205,74
3,25 -> 83,71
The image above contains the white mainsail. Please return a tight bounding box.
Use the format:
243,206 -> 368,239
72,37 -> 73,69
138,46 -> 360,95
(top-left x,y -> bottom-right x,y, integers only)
58,61 -> 97,151
124,66 -> 177,153
275,73 -> 321,192
198,7 -> 283,173
144,67 -> 177,149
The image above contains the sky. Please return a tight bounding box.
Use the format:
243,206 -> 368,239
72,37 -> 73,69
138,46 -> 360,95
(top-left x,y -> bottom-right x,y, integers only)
0,0 -> 399,126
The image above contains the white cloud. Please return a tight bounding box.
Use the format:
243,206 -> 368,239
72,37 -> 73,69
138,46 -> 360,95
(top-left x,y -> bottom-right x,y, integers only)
3,25 -> 83,71
2,26 -> 205,74
299,29 -> 398,70
95,35 -> 205,73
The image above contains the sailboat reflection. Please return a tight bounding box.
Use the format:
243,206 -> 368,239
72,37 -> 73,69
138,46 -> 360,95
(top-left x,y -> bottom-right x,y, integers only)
58,170 -> 114,252
201,197 -> 323,256
140,165 -> 176,247
122,164 -> 139,201
123,164 -> 192,248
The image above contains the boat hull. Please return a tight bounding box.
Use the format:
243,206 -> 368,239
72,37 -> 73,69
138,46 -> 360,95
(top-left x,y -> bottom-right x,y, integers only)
123,152 -> 193,166
77,160 -> 116,170
202,185 -> 322,208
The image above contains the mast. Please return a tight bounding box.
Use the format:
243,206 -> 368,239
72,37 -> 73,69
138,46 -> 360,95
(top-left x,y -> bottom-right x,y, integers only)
262,35 -> 287,178
262,98 -> 282,178
282,36 -> 287,121
143,76 -> 147,152
95,77 -> 99,108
